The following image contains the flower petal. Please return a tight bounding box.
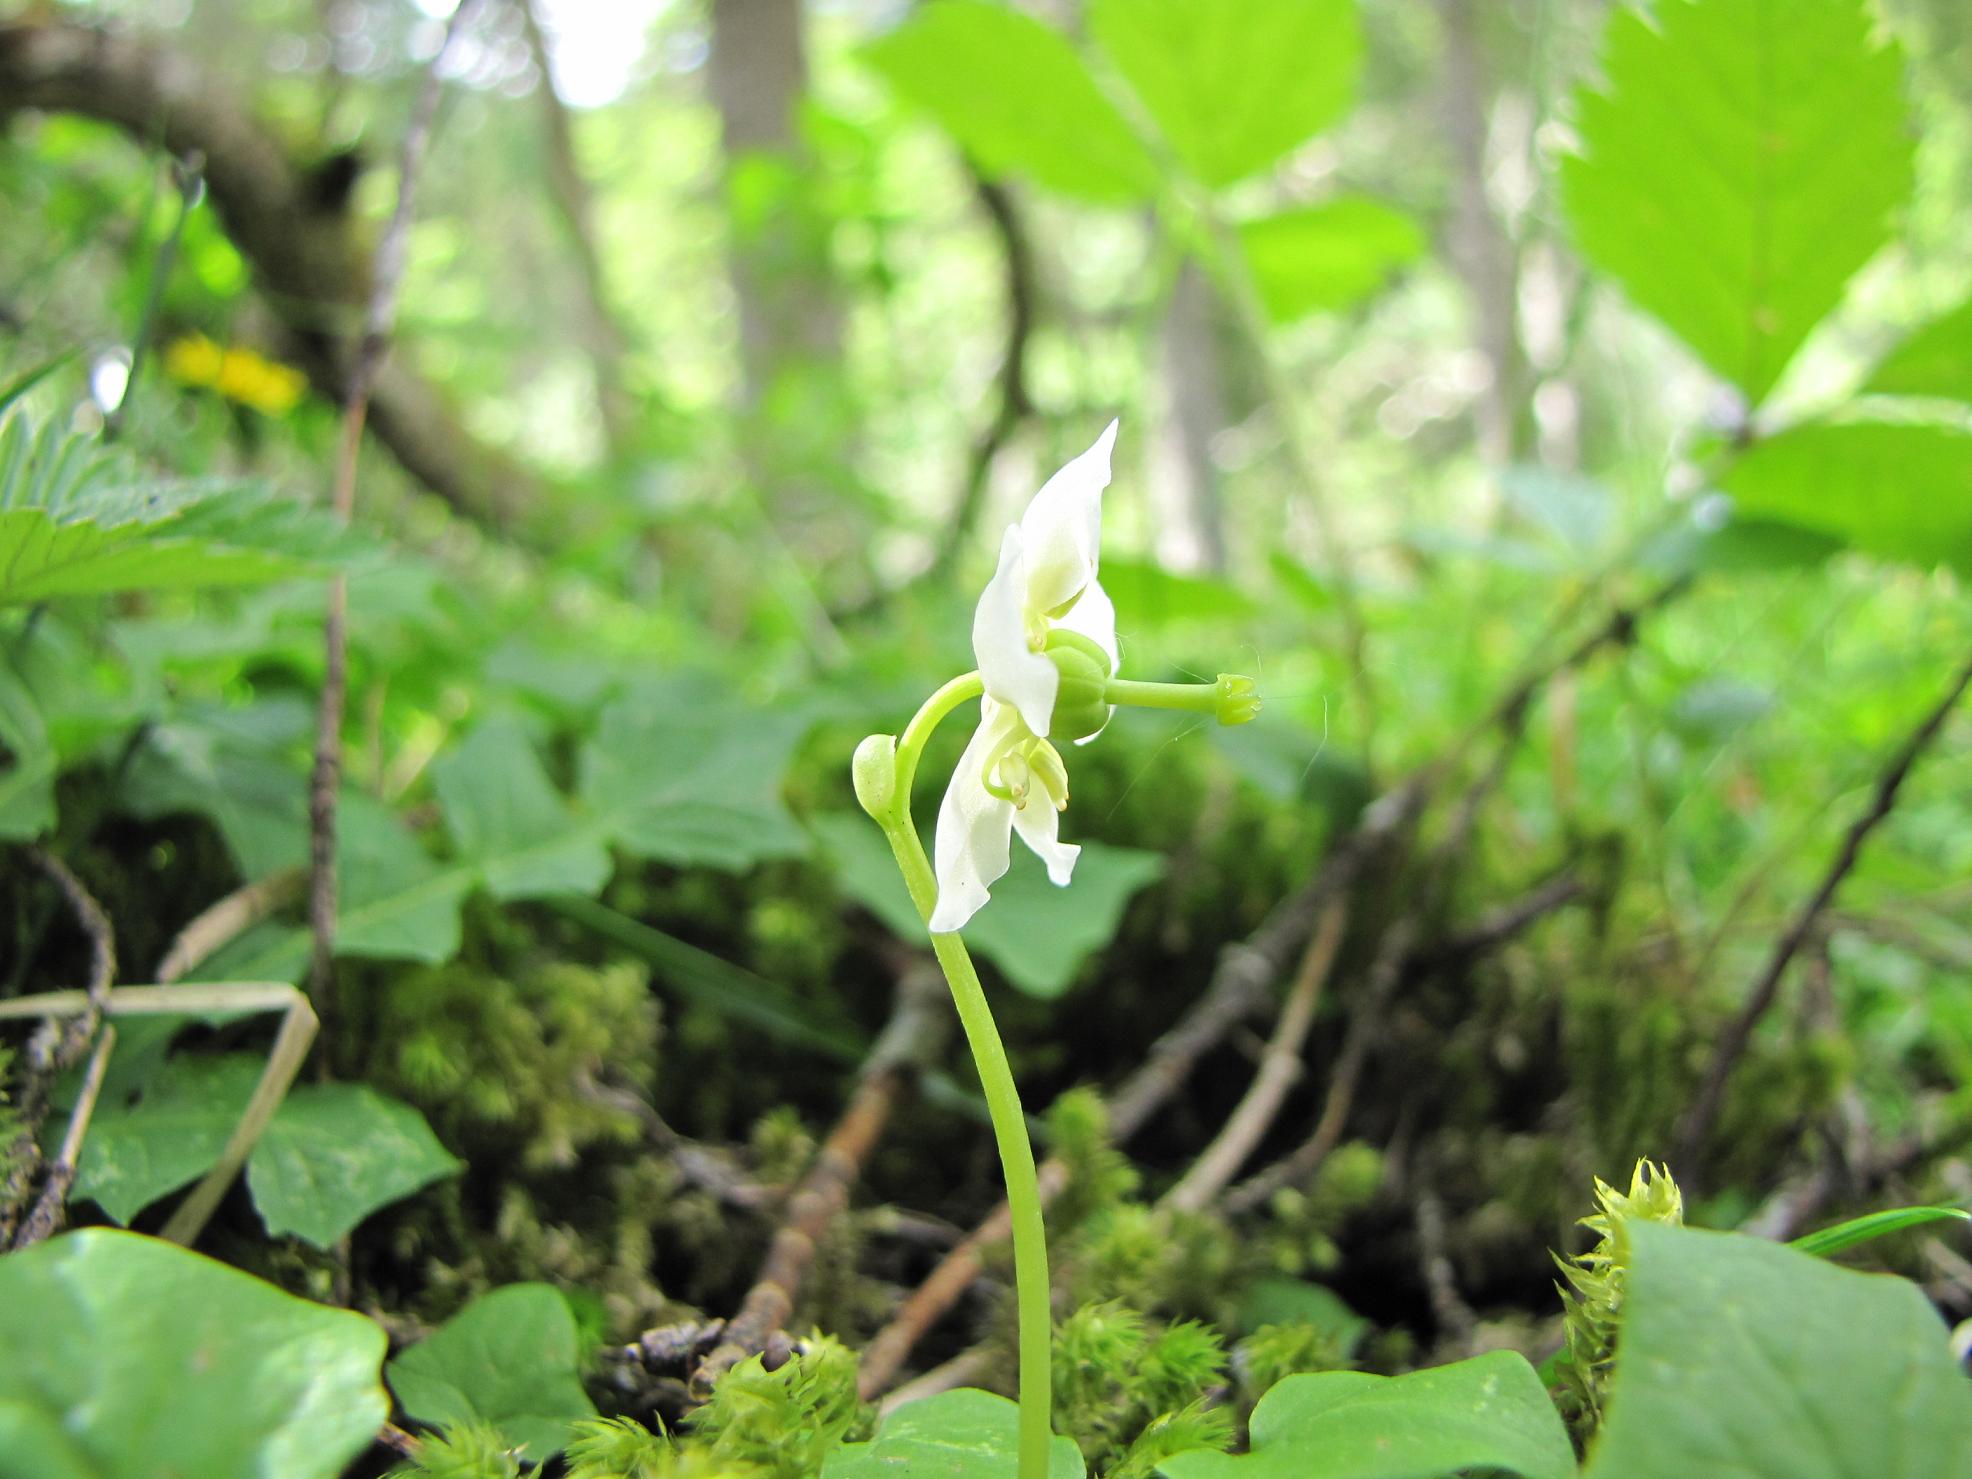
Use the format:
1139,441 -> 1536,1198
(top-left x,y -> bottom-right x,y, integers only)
929,701 -> 1020,932
1056,573 -> 1119,673
1011,794 -> 1080,887
1018,419 -> 1117,617
973,525 -> 1059,737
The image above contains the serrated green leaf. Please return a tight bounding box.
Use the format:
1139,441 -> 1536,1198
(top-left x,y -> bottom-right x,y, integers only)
823,1389 -> 1085,1479
0,412 -> 362,606
812,813 -> 1162,999
1864,296 -> 1972,404
386,1285 -> 599,1459
580,681 -> 812,870
1237,196 -> 1423,323
1159,1351 -> 1574,1479
1790,1205 -> 1972,1258
1584,1221 -> 1972,1477
1090,0 -> 1360,188
1561,0 -> 1914,404
865,0 -> 1158,204
248,1082 -> 462,1247
0,1229 -> 387,1479
1720,421 -> 1972,568
433,716 -> 612,900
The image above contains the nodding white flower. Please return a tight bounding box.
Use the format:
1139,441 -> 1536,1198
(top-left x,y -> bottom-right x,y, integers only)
971,420 -> 1120,740
930,422 -> 1120,933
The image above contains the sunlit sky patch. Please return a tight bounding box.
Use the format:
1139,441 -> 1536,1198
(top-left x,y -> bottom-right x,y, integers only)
414,0 -> 676,107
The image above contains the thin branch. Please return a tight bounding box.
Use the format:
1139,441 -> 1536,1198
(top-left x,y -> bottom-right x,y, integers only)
1162,897 -> 1348,1214
931,172 -> 1035,577
688,967 -> 947,1393
1419,870 -> 1585,968
306,0 -> 482,1028
1677,646 -> 1972,1171
0,981 -> 319,1248
25,846 -> 115,1070
576,1074 -> 778,1213
1224,917 -> 1420,1216
10,1024 -> 115,1249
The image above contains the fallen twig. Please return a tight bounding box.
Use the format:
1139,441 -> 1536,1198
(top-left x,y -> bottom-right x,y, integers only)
1224,916 -> 1420,1216
688,967 -> 948,1393
9,1023 -> 115,1249
1162,897 -> 1349,1215
0,981 -> 318,1247
155,867 -> 305,984
1677,647 -> 1972,1172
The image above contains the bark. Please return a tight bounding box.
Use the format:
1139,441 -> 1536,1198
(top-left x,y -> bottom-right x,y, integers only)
0,19 -> 540,527
1436,0 -> 1529,464
1154,258 -> 1230,571
706,0 -> 838,399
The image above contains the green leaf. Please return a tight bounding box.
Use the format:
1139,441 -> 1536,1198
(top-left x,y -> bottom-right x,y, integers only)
1791,1205 -> 1972,1257
1864,295 -> 1972,404
1584,1220 -> 1972,1477
433,716 -> 612,900
865,0 -> 1158,204
386,1284 -> 599,1460
0,411 -> 359,606
1237,197 -> 1423,323
1160,1351 -> 1573,1479
71,1053 -> 260,1225
823,1388 -> 1084,1479
812,813 -> 1162,998
74,1053 -> 459,1244
1098,557 -> 1263,625
0,1399 -> 98,1479
249,1082 -> 463,1247
1561,0 -> 1913,404
0,1229 -> 387,1479
580,680 -> 812,870
1236,1278 -> 1371,1355
1720,421 -> 1972,568
1090,0 -> 1360,188
0,669 -> 56,841
1500,466 -> 1614,554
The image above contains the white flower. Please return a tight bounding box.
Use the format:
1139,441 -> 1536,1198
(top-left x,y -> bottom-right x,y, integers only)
971,420 -> 1120,740
929,422 -> 1120,933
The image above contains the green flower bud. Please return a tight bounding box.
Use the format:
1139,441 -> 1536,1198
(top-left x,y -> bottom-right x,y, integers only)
1044,630 -> 1113,741
852,733 -> 898,820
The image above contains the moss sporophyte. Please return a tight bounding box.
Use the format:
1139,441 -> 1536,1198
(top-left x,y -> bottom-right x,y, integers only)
852,421 -> 1258,1479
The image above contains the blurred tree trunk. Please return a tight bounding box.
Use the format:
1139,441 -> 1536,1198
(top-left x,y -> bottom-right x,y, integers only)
706,0 -> 864,609
707,0 -> 840,398
1154,258 -> 1231,573
517,0 -> 636,460
1437,0 -> 1531,465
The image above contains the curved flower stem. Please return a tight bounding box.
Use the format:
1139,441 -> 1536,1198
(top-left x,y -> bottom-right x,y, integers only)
870,671 -> 1051,1479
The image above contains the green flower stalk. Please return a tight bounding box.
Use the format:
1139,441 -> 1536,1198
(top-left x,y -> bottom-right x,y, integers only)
853,422 -> 1258,1479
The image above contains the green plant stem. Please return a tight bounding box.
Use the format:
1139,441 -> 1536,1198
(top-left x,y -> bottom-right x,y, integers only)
872,670 -> 1051,1479
1102,677 -> 1221,715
